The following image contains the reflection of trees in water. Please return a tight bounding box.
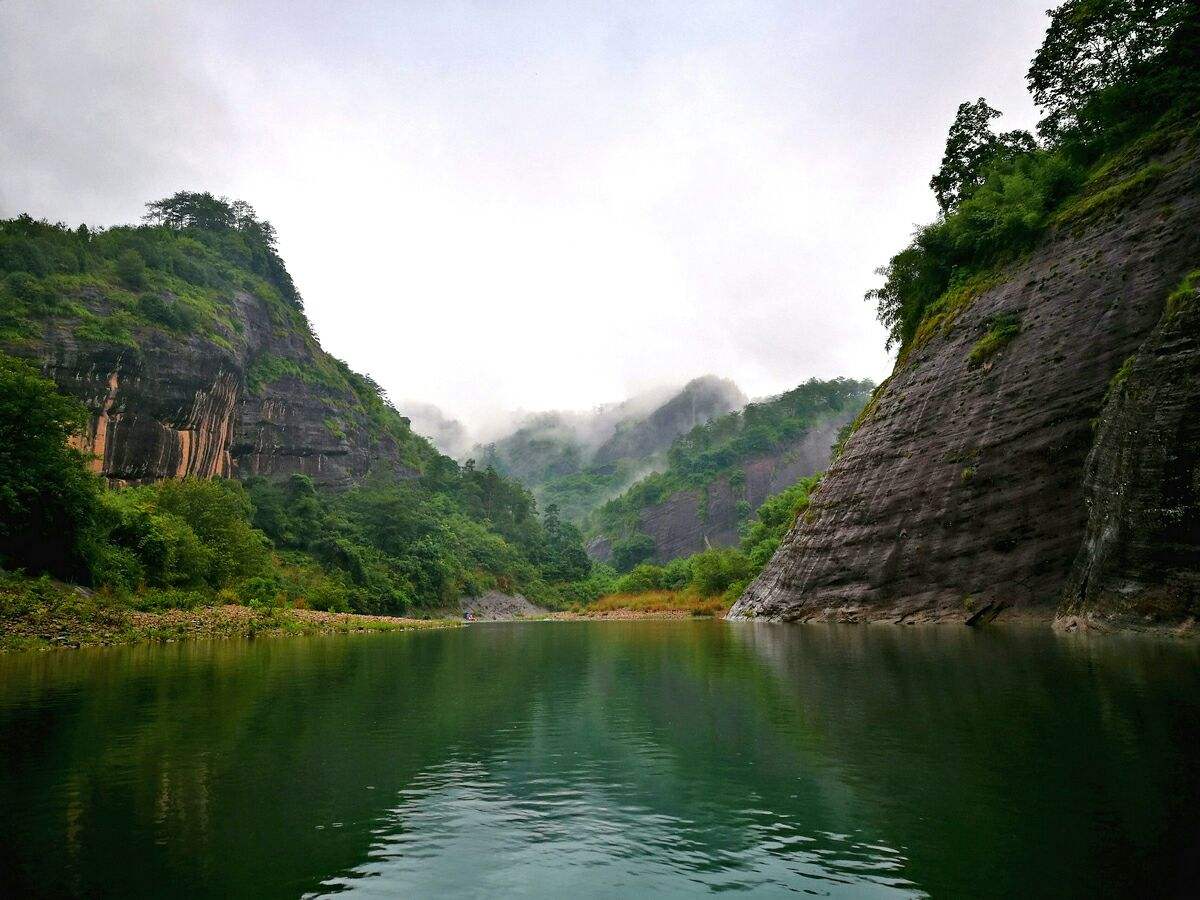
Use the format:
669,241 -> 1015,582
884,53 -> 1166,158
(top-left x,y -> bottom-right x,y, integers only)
0,629 -> 579,897
1,625 -> 1197,898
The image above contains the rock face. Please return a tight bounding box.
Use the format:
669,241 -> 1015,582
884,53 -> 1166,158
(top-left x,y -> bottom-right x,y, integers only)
1061,278 -> 1199,622
19,289 -> 421,488
590,413 -> 850,564
592,375 -> 747,465
731,141 -> 1200,624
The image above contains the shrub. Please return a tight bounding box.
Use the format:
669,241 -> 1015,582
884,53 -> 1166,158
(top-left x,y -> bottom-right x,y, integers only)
0,353 -> 101,581
137,292 -> 198,331
612,533 -> 656,573
115,249 -> 146,288
689,548 -> 751,597
240,575 -> 284,609
616,563 -> 665,594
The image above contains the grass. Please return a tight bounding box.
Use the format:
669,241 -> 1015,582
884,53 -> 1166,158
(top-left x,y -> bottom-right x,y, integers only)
898,270 -> 1003,368
581,590 -> 729,618
0,571 -> 457,651
1165,269 -> 1199,319
1053,162 -> 1170,229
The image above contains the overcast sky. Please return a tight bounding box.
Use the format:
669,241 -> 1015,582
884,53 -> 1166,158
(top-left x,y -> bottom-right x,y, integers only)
0,0 -> 1050,433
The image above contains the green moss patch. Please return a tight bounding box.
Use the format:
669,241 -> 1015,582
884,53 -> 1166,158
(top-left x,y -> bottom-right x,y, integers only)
968,313 -> 1021,368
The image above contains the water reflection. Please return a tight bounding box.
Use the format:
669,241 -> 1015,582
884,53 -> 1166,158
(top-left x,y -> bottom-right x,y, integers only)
1,622 -> 1197,898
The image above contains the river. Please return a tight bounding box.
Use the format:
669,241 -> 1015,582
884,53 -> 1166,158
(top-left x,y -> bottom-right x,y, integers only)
1,621 -> 1197,897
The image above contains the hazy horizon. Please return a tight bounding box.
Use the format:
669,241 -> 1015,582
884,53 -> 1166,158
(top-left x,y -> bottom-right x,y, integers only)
0,0 -> 1049,431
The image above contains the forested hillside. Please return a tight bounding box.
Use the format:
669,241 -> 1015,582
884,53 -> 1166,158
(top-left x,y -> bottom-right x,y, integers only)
0,194 -> 594,620
478,375 -> 746,524
588,377 -> 873,569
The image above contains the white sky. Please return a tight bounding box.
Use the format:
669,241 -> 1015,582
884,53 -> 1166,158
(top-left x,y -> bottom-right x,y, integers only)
0,0 -> 1049,432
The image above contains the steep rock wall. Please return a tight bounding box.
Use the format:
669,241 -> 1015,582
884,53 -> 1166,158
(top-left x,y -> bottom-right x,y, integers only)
1060,278 -> 1199,623
588,413 -> 848,564
731,142 -> 1200,623
13,289 -> 419,488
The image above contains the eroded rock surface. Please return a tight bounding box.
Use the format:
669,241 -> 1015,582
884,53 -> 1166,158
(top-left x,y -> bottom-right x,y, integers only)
1060,278 -> 1200,623
731,142 -> 1200,623
13,289 -> 419,487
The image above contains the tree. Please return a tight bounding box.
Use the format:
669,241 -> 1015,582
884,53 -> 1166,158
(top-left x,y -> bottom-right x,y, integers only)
115,248 -> 146,288
144,191 -> 238,231
930,99 -> 1036,214
612,533 -> 656,573
539,504 -> 591,582
0,353 -> 101,579
143,191 -> 304,309
1028,0 -> 1193,141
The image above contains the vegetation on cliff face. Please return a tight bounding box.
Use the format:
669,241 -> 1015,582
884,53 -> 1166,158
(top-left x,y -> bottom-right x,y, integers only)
579,474 -> 823,614
0,352 -> 597,617
479,376 -> 746,525
0,191 -> 439,475
589,378 -> 871,570
870,0 -> 1200,356
0,192 -> 602,620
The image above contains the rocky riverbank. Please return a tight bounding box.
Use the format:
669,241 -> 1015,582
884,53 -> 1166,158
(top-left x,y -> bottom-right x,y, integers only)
1,598 -> 457,652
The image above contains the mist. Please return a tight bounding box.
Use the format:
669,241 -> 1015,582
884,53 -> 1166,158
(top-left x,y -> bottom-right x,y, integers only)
0,0 -> 1049,431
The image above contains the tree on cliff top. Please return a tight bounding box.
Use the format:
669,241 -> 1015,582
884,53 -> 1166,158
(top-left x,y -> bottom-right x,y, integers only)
930,99 -> 1036,214
1029,0 -> 1199,147
144,191 -> 302,309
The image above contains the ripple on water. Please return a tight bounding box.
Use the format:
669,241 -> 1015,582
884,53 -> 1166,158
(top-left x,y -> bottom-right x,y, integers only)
309,754 -> 923,898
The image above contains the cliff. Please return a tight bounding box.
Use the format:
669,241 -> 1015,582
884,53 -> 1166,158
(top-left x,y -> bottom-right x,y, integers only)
0,217 -> 435,488
588,378 -> 872,567
731,139 -> 1200,624
588,412 -> 851,563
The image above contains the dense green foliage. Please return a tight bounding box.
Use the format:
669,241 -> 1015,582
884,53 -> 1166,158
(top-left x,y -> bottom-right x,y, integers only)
0,188 -> 598,614
871,0 -> 1199,353
590,378 -> 871,565
606,474 -> 822,603
245,464 -> 592,613
0,190 -> 441,472
0,360 -> 277,606
0,355 -> 100,581
930,99 -> 1038,214
0,195 -> 305,350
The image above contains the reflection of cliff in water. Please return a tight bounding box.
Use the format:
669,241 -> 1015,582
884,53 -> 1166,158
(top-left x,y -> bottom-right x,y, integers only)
2,624 -> 1198,898
733,623 -> 1200,897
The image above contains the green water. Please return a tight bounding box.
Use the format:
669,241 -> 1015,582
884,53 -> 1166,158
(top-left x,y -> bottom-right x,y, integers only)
1,622 -> 1197,897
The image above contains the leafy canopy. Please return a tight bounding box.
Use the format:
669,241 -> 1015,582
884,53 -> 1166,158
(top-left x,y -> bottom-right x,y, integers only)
1028,0 -> 1194,141
930,99 -> 1036,214
870,0 -> 1198,354
0,355 -> 100,579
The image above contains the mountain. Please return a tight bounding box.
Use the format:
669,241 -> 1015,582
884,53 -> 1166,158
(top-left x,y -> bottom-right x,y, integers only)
731,7 -> 1200,627
0,193 -> 593,614
478,375 -> 747,524
0,209 -> 436,487
588,378 -> 873,568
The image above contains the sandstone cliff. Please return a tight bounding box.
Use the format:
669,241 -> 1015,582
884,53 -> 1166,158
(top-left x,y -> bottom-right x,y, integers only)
11,287 -> 431,488
731,140 -> 1200,624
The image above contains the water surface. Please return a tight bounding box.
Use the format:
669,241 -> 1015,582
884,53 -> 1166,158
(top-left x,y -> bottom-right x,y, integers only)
1,622 -> 1197,897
